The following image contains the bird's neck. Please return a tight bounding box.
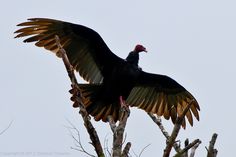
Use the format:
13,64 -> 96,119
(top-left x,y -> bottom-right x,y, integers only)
126,51 -> 139,66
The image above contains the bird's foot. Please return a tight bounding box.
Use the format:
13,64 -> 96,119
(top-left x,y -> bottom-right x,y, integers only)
119,96 -> 127,107
119,96 -> 130,121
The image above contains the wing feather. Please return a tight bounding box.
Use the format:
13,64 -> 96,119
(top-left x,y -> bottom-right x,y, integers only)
157,94 -> 165,116
15,18 -> 124,83
129,88 -> 143,107
127,71 -> 200,128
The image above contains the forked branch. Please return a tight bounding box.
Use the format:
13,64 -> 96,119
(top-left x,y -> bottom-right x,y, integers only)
108,103 -> 131,157
207,133 -> 218,157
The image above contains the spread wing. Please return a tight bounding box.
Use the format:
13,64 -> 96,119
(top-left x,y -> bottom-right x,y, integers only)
127,71 -> 200,128
15,18 -> 124,83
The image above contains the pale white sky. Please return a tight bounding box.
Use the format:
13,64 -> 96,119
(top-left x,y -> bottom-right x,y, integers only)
1,0 -> 236,156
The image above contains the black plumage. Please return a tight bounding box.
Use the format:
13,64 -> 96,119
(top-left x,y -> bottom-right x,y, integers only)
126,51 -> 139,66
15,18 -> 200,128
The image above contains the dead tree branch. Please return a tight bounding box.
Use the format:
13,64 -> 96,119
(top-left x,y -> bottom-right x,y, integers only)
174,139 -> 201,157
66,120 -> 96,157
182,138 -> 189,157
148,113 -> 170,139
55,35 -> 105,157
138,144 -> 151,157
122,142 -> 131,157
103,134 -> 112,157
148,113 -> 181,152
206,133 -> 218,157
108,103 -> 131,157
190,140 -> 201,157
0,120 -> 13,136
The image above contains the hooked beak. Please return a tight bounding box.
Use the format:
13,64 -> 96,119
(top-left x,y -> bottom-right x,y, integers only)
144,48 -> 148,53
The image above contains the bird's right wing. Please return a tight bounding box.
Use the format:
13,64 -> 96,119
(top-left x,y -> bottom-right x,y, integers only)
127,71 -> 200,128
15,18 -> 124,83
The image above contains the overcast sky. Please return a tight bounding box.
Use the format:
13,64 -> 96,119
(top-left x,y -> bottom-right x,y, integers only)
1,0 -> 236,156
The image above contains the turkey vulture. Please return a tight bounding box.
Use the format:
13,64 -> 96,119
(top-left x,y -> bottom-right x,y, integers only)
15,18 -> 200,128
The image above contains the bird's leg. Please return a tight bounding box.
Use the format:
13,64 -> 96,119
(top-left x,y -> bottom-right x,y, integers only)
120,96 -> 128,108
119,96 -> 129,110
119,96 -> 130,121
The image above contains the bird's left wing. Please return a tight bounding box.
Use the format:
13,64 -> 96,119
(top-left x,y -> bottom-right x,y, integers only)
126,71 -> 200,128
15,18 -> 124,83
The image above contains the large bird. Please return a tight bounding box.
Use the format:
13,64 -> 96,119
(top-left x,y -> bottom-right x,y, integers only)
15,18 -> 200,128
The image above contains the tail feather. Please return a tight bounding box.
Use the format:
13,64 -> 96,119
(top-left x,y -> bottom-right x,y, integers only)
78,84 -> 120,122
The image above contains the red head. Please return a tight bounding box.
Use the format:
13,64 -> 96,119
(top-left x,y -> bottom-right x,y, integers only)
134,44 -> 147,53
